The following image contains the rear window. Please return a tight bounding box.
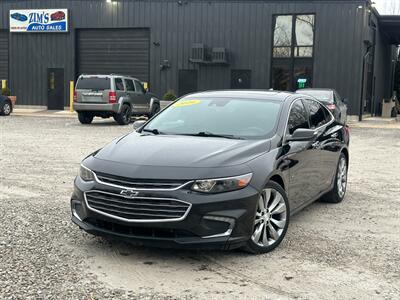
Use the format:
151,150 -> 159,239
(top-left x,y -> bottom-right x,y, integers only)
76,77 -> 110,90
297,90 -> 333,104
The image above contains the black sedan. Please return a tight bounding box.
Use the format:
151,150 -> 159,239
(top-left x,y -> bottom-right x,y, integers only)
71,90 -> 350,253
296,88 -> 348,124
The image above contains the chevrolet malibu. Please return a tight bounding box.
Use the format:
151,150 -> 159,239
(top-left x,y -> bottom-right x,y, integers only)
71,90 -> 349,253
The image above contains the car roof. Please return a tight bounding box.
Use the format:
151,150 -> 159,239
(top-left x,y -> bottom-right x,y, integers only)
183,90 -> 296,102
79,74 -> 140,81
296,88 -> 333,92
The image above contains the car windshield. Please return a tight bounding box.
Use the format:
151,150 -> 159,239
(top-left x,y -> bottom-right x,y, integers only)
142,97 -> 282,140
76,77 -> 111,90
297,90 -> 333,103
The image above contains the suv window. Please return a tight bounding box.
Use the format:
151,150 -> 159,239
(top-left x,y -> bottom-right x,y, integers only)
304,99 -> 330,129
76,77 -> 111,90
134,80 -> 146,94
287,100 -> 309,134
115,78 -> 125,91
125,79 -> 136,92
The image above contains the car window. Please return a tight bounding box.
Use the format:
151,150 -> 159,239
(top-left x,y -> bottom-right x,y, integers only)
76,77 -> 111,90
287,100 -> 309,135
115,78 -> 125,91
297,90 -> 334,104
125,79 -> 136,92
144,97 -> 282,140
134,80 -> 146,94
333,90 -> 341,103
304,99 -> 330,129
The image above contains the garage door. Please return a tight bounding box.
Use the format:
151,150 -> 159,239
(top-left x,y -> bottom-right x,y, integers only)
0,31 -> 8,81
77,29 -> 149,81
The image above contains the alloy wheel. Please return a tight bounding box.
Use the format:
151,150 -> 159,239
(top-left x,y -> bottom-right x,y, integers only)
3,103 -> 11,115
337,157 -> 347,198
251,188 -> 287,247
123,107 -> 131,123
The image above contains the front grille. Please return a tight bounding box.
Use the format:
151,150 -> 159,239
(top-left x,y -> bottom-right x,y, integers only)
85,191 -> 191,222
86,218 -> 196,239
95,172 -> 189,190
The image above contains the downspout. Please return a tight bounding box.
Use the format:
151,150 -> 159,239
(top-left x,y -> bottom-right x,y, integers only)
359,45 -> 372,121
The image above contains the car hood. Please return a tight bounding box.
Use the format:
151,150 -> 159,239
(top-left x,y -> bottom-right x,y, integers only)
93,132 -> 271,168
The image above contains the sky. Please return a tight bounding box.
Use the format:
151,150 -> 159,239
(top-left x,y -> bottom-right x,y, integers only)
373,0 -> 400,14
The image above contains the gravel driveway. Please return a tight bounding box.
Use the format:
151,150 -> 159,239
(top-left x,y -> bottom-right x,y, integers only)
1,116 -> 399,299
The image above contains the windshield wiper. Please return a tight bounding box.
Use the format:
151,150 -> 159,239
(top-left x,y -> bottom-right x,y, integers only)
180,131 -> 243,140
142,128 -> 164,135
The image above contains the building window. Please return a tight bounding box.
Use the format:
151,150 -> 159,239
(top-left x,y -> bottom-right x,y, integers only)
272,14 -> 315,91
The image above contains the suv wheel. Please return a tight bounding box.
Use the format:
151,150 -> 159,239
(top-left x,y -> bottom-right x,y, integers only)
114,104 -> 132,125
321,153 -> 348,203
244,181 -> 290,254
149,103 -> 160,118
1,100 -> 12,116
78,112 -> 94,124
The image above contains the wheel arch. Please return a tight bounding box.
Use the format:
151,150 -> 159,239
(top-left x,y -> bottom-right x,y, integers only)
341,147 -> 349,164
268,174 -> 286,191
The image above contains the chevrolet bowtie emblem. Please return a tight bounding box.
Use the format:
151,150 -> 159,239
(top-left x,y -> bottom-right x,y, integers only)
120,190 -> 139,198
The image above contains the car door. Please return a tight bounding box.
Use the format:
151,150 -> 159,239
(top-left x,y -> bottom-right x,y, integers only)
114,77 -> 126,103
124,78 -> 136,107
282,99 -> 321,209
133,80 -> 149,113
303,98 -> 336,193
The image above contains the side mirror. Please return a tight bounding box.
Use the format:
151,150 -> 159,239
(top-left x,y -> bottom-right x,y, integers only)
286,128 -> 316,142
133,120 -> 146,131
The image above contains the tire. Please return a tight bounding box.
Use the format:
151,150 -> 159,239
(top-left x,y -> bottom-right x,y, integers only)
243,181 -> 290,254
321,153 -> 348,203
1,100 -> 12,116
148,103 -> 160,118
114,104 -> 132,125
77,112 -> 94,124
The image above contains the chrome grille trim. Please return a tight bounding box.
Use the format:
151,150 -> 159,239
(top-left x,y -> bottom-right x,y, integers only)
84,190 -> 192,223
93,172 -> 193,191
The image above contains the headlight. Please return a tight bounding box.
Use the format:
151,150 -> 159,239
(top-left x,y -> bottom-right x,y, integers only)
79,164 -> 95,182
191,173 -> 252,193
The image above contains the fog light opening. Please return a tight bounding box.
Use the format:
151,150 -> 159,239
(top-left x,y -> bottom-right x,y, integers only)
201,215 -> 235,239
71,200 -> 84,221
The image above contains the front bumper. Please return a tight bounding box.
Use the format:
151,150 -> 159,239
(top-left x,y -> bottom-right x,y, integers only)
70,176 -> 259,250
73,102 -> 120,113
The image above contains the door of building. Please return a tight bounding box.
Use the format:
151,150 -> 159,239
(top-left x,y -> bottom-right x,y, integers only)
231,70 -> 251,89
178,70 -> 198,96
47,68 -> 64,110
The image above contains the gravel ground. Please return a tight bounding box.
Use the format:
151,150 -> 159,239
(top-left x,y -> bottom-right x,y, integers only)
0,115 -> 399,300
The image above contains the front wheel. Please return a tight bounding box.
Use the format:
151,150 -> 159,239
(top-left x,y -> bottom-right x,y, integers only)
114,104 -> 132,125
148,103 -> 160,118
1,100 -> 12,116
321,153 -> 348,203
244,181 -> 290,254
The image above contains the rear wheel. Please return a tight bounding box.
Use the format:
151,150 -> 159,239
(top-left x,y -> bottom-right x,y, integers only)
78,112 -> 94,124
244,181 -> 289,254
114,104 -> 132,125
1,100 -> 12,116
321,153 -> 348,203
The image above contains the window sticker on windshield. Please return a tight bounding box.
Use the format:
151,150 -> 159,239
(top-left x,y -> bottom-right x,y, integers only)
173,100 -> 201,107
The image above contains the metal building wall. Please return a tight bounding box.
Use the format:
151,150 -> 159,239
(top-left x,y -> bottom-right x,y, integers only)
0,0 -> 366,114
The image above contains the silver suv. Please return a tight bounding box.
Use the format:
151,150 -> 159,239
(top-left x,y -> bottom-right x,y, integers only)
73,74 -> 160,125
